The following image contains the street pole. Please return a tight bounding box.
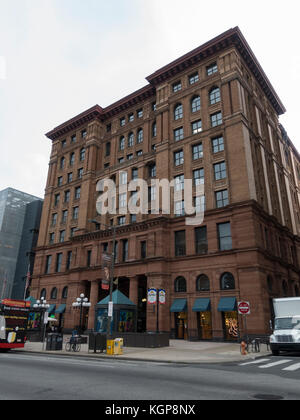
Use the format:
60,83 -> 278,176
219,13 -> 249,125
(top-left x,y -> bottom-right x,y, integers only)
107,226 -> 116,340
156,290 -> 159,334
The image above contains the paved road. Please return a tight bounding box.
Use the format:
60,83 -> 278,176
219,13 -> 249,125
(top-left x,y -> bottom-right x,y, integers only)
0,352 -> 299,400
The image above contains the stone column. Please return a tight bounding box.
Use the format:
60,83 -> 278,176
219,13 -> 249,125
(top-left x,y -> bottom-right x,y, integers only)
129,276 -> 139,306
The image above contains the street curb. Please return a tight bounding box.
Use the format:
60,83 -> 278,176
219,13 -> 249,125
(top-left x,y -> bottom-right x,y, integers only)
13,348 -> 271,364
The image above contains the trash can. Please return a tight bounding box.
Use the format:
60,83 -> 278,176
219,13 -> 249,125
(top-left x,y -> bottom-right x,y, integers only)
46,333 -> 63,351
106,339 -> 115,355
114,338 -> 123,355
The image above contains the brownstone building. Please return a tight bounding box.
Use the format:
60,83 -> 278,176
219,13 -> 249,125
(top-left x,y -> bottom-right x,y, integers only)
31,27 -> 300,341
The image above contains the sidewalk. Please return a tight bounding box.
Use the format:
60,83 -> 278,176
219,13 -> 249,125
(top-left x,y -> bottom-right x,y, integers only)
16,337 -> 271,364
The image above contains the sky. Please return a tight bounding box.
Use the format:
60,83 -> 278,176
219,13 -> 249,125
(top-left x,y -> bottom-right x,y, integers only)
0,0 -> 299,198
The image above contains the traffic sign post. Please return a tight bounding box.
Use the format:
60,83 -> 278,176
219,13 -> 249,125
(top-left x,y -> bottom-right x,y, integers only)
238,301 -> 250,344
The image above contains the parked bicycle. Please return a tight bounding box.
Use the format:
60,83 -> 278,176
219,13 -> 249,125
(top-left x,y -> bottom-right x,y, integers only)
65,335 -> 81,352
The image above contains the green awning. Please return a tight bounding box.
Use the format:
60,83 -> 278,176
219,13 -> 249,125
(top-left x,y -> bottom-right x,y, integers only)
55,304 -> 66,314
192,298 -> 211,312
170,298 -> 187,313
48,304 -> 56,314
217,297 -> 237,312
26,296 -> 37,307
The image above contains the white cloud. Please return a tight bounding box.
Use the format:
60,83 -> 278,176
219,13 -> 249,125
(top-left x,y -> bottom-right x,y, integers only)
0,0 -> 299,198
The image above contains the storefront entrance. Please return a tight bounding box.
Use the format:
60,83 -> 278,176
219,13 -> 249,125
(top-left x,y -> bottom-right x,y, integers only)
175,312 -> 188,339
197,312 -> 212,340
222,311 -> 239,341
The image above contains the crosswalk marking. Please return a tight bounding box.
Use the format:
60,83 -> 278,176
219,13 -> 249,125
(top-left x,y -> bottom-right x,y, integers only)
259,360 -> 293,369
239,359 -> 271,366
282,363 -> 300,371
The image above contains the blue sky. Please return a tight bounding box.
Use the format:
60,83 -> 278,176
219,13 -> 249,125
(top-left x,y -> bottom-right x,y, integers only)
0,0 -> 300,197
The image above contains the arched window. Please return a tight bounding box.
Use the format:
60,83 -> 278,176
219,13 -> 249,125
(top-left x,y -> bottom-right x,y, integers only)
175,276 -> 187,293
119,136 -> 125,150
137,129 -> 143,144
282,280 -> 288,297
191,96 -> 201,113
196,274 -> 210,292
209,86 -> 221,105
40,289 -> 47,299
50,287 -> 57,300
174,103 -> 183,120
79,148 -> 86,161
152,122 -> 157,137
62,286 -> 68,299
220,272 -> 235,290
128,133 -> 134,147
60,157 -> 65,169
267,275 -> 273,293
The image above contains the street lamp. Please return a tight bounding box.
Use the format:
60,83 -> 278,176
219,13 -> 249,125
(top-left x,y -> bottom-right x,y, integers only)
72,293 -> 91,334
33,297 -> 50,349
88,219 -> 116,340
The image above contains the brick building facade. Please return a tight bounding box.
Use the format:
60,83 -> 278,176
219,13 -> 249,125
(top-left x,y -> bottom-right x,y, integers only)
31,27 -> 300,341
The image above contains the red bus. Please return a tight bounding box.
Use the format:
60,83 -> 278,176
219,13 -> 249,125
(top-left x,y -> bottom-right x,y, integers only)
0,299 -> 30,351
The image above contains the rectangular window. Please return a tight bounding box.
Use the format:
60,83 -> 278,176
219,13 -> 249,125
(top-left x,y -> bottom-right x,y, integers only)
127,153 -> 133,160
211,112 -> 223,127
141,241 -> 147,259
62,210 -> 68,224
212,136 -> 224,153
193,168 -> 204,186
75,186 -> 81,200
195,195 -> 206,213
174,200 -> 185,217
174,174 -> 184,191
59,230 -> 65,243
70,227 -> 76,238
54,193 -> 60,206
215,189 -> 229,208
130,214 -> 137,223
72,206 -> 79,220
57,176 -> 63,187
132,168 -> 138,180
66,251 -> 72,270
78,168 -> 83,179
218,222 -> 232,251
105,142 -> 111,157
67,172 -> 73,183
174,150 -> 184,166
137,109 -> 143,118
64,190 -> 70,203
120,117 -> 125,127
128,113 -> 134,122
118,216 -> 126,226
81,129 -> 87,139
191,119 -> 202,134
189,72 -> 199,85
87,250 -> 92,267
192,143 -> 203,160
51,213 -> 57,227
71,134 -> 76,143
120,171 -> 127,185
148,185 -> 156,202
207,63 -> 218,76
195,226 -> 208,254
122,239 -> 129,262
214,161 -> 227,180
175,230 -> 186,256
119,193 -> 127,209
174,127 -> 184,142
172,81 -> 182,92
119,157 -> 125,164
55,253 -> 63,273
49,232 -> 55,244
45,255 -> 52,274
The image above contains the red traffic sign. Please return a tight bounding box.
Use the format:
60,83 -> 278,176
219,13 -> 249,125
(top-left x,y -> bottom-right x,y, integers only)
238,301 -> 250,315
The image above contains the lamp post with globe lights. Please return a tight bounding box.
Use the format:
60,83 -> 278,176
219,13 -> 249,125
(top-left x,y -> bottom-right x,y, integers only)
33,297 -> 50,349
72,293 -> 91,334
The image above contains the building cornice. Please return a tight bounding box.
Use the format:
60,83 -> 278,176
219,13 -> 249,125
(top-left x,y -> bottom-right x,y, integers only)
45,27 -> 285,142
